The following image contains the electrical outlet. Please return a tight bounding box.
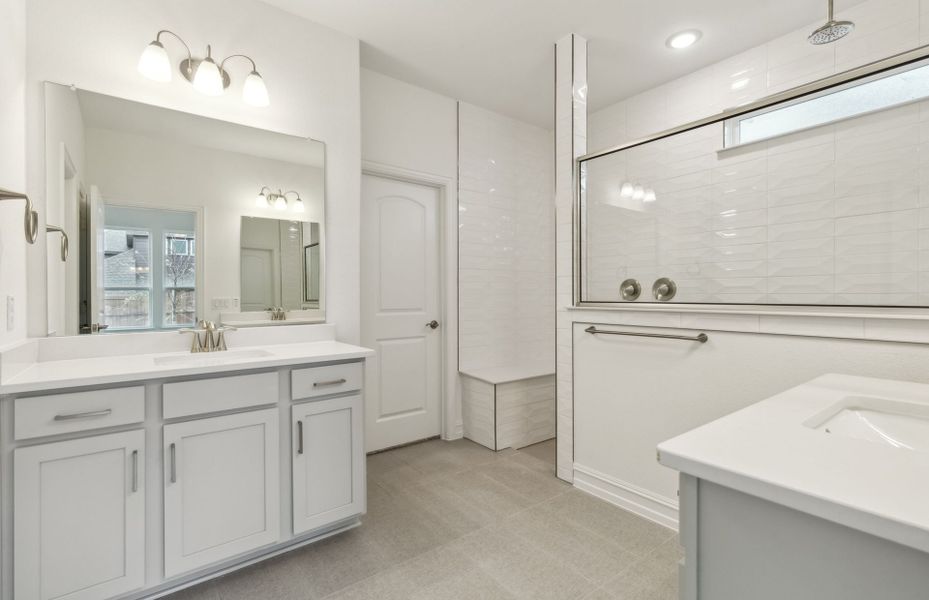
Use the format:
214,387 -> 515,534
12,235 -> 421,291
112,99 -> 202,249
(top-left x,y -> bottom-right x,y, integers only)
6,296 -> 14,332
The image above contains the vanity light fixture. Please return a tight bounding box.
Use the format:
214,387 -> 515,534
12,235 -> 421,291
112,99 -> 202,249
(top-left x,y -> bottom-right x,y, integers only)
666,29 -> 702,50
256,187 -> 305,213
138,30 -> 270,107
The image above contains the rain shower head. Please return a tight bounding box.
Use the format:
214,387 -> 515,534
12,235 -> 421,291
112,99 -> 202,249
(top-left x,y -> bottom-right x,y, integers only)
808,0 -> 854,45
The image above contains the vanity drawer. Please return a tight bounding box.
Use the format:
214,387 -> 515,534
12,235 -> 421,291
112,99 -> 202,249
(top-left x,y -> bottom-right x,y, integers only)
291,362 -> 362,400
14,386 -> 145,440
164,372 -> 279,419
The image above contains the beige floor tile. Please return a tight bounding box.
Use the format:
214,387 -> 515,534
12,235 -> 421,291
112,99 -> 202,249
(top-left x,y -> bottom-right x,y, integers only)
519,438 -> 556,466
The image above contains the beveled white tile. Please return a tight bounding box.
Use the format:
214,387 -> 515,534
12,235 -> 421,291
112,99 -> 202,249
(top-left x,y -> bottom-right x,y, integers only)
767,256 -> 834,277
768,218 -> 834,242
767,198 -> 834,225
835,230 -> 918,256
835,209 -> 918,237
835,251 -> 918,274
767,276 -> 834,294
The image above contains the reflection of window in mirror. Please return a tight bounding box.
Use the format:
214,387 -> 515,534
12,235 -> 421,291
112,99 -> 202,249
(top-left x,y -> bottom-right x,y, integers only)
97,205 -> 198,331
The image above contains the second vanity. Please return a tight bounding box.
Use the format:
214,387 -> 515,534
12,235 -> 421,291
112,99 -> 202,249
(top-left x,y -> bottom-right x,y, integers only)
659,374 -> 929,600
0,323 -> 373,600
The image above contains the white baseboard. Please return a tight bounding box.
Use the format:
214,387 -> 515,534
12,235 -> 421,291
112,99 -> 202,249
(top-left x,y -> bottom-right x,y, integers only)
573,463 -> 679,531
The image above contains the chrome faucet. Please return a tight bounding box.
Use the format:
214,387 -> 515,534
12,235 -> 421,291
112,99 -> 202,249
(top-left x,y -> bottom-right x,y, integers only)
268,307 -> 287,321
179,320 -> 236,353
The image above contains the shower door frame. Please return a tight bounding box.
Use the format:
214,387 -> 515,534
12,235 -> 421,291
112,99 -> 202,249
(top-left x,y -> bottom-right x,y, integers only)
574,43 -> 929,312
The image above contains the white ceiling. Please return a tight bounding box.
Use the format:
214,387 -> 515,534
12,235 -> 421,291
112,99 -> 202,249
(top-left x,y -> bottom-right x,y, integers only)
261,0 -> 866,128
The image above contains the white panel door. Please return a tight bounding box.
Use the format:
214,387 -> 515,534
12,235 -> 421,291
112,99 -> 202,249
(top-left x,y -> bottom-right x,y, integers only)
361,174 -> 442,451
14,430 -> 145,600
163,408 -> 280,577
292,395 -> 365,534
241,248 -> 275,311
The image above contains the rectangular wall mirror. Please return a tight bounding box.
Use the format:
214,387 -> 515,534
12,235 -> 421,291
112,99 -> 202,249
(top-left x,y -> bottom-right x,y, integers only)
43,82 -> 326,335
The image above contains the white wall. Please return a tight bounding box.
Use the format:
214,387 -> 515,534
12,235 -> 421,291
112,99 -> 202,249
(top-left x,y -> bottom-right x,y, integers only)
83,126 -> 324,323
0,0 -> 27,347
458,102 -> 554,371
24,0 -> 361,341
361,68 -> 457,180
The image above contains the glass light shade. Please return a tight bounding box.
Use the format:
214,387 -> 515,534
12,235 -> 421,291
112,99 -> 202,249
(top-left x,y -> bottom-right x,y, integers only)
643,189 -> 657,202
273,195 -> 288,211
292,197 -> 305,213
619,183 -> 634,198
632,185 -> 645,201
243,71 -> 270,107
193,57 -> 225,96
255,193 -> 270,208
138,41 -> 172,82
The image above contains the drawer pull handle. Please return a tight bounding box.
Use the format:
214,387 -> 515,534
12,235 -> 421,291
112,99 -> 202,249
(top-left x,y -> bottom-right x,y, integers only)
131,450 -> 139,493
297,420 -> 304,455
53,408 -> 113,421
313,378 -> 347,387
169,443 -> 177,483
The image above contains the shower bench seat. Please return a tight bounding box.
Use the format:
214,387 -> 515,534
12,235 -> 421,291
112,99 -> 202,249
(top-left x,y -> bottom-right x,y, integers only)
460,362 -> 555,451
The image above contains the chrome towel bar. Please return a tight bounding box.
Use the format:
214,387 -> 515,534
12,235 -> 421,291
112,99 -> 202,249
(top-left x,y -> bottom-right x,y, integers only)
584,325 -> 708,343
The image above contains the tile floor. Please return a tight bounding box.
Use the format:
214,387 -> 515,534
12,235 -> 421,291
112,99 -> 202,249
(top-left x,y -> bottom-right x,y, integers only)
166,438 -> 680,600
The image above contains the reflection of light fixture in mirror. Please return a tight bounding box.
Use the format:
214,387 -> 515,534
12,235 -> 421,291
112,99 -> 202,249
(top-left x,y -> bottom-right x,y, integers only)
138,30 -> 269,106
617,182 -> 657,204
256,187 -> 304,212
46,225 -> 69,261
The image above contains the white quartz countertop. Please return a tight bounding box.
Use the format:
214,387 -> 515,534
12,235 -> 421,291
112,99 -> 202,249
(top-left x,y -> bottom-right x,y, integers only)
658,374 -> 929,554
0,340 -> 374,395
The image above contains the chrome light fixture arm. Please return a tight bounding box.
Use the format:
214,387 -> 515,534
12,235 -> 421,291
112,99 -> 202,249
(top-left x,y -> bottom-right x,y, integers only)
45,225 -> 69,261
153,29 -> 194,74
0,188 -> 39,244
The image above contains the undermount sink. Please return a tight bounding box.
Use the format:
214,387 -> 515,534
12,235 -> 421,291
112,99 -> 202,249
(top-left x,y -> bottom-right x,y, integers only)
153,348 -> 274,367
804,396 -> 929,453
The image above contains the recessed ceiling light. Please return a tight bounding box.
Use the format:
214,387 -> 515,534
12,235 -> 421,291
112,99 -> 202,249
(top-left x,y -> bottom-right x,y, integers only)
666,29 -> 702,50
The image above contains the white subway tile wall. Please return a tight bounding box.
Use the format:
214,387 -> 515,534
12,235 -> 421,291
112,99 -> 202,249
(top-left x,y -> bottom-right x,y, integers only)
458,102 -> 555,371
583,0 -> 929,307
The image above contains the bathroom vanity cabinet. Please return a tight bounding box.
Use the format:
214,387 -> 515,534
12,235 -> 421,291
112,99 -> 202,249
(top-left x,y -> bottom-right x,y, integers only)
660,375 -> 929,600
0,346 -> 371,600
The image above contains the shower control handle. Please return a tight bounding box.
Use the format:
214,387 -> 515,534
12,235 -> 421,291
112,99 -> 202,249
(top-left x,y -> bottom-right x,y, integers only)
652,278 -> 677,301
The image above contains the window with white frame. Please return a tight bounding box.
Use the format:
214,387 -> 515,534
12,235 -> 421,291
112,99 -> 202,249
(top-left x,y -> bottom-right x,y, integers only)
725,58 -> 929,147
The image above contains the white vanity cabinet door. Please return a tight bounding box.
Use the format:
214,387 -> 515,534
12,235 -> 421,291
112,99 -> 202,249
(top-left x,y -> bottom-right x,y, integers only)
292,395 -> 365,534
163,408 -> 280,578
14,430 -> 145,600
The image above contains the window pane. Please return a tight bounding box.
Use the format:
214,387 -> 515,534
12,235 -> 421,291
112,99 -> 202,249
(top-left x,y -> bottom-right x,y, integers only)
103,289 -> 151,329
164,288 -> 196,326
103,228 -> 151,287
164,233 -> 196,288
164,232 -> 196,327
733,61 -> 929,145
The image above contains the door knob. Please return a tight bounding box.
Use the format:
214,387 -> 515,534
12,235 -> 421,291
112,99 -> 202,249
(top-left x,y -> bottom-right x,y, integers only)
426,320 -> 439,329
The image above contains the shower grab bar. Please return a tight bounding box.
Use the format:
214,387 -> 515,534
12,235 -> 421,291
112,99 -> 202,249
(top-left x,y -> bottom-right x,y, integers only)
584,325 -> 708,344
